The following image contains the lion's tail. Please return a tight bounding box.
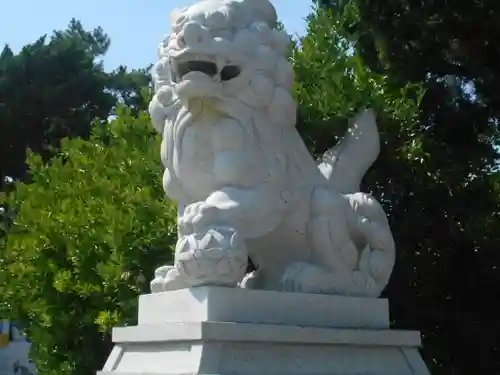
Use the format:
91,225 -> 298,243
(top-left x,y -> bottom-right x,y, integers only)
318,109 -> 380,194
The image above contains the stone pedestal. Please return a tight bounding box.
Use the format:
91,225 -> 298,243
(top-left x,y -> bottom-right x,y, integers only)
98,287 -> 431,375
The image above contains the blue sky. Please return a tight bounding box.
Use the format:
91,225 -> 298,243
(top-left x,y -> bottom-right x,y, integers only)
0,0 -> 313,71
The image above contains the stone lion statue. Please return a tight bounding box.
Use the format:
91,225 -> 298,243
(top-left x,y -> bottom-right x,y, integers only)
148,0 -> 395,297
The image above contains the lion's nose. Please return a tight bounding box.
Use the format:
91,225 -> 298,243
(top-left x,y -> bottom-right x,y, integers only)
179,21 -> 210,48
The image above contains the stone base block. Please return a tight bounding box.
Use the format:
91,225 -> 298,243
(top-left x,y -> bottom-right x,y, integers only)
138,286 -> 390,329
99,287 -> 431,375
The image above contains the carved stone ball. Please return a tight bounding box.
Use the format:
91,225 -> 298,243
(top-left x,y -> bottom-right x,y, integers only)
175,227 -> 248,287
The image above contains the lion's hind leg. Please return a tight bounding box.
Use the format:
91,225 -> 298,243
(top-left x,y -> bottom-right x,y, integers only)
309,187 -> 360,272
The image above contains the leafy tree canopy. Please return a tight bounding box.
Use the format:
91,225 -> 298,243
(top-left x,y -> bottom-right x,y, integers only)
313,2 -> 500,374
0,106 -> 176,375
0,19 -> 150,190
2,3 -> 500,375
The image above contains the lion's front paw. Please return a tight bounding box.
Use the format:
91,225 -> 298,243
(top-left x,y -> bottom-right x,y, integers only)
150,265 -> 190,293
178,201 -> 221,235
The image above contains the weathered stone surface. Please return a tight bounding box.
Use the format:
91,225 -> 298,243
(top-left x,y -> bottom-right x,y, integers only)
148,0 -> 395,298
138,287 -> 390,329
99,288 -> 431,375
97,0 -> 432,374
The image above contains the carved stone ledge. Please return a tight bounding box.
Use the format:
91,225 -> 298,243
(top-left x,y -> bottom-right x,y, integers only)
98,287 -> 431,375
138,286 -> 390,329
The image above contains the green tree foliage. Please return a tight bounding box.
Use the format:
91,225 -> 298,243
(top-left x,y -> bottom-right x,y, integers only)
0,106 -> 176,375
0,19 -> 150,189
2,3 -> 498,375
310,2 -> 500,374
293,7 -> 423,156
108,65 -> 152,114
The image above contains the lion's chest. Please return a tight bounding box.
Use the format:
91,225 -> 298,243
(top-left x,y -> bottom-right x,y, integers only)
175,123 -> 216,200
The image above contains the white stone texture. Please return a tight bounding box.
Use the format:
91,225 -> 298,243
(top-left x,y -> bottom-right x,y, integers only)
99,288 -> 431,375
99,0 -> 430,374
148,0 -> 396,298
138,287 -> 390,329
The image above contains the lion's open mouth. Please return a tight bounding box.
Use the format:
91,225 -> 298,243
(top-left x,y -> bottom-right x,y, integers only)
172,57 -> 241,83
178,61 -> 218,79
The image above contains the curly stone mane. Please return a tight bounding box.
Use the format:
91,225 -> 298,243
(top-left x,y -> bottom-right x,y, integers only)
148,2 -> 297,156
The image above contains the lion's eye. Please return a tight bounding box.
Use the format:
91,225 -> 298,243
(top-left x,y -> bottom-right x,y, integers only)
220,65 -> 241,81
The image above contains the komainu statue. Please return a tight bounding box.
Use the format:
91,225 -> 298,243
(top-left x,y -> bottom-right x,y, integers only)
148,0 -> 396,297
